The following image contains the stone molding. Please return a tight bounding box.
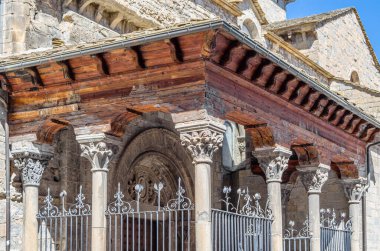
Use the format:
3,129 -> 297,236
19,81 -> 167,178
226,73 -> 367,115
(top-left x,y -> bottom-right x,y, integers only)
11,143 -> 53,187
176,120 -> 225,163
254,146 -> 292,182
343,177 -> 368,203
299,165 -> 329,193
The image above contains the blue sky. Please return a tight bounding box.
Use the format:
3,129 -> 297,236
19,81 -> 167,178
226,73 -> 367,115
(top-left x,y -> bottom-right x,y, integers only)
286,0 -> 379,58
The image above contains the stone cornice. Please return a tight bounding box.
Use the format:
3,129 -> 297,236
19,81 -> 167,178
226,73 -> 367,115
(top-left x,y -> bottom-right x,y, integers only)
211,0 -> 243,16
249,0 -> 268,25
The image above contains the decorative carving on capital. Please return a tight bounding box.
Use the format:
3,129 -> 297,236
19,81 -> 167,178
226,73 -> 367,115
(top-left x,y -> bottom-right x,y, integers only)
80,142 -> 113,171
12,151 -> 52,187
254,147 -> 292,182
300,168 -> 329,193
343,178 -> 368,203
179,129 -> 224,163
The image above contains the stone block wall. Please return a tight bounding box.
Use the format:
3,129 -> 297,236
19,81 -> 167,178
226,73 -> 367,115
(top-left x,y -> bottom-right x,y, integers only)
315,11 -> 380,90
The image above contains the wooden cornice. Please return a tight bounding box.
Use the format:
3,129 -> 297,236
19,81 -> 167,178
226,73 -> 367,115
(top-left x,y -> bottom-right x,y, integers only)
204,31 -> 379,143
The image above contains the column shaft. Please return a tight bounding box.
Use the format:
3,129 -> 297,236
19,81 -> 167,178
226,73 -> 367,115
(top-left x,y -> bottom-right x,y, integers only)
268,181 -> 282,250
349,201 -> 360,251
195,161 -> 212,251
23,186 -> 39,251
308,193 -> 320,251
91,170 -> 108,251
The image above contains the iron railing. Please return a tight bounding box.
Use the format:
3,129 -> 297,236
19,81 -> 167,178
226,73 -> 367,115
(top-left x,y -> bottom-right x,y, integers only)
106,178 -> 194,251
320,209 -> 351,251
283,219 -> 311,251
37,186 -> 92,251
212,187 -> 273,251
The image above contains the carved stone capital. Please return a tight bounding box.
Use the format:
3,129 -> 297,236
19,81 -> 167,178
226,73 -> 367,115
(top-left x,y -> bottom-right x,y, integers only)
11,143 -> 53,187
176,120 -> 225,163
343,177 -> 368,203
77,133 -> 121,171
254,146 -> 292,182
299,165 -> 329,193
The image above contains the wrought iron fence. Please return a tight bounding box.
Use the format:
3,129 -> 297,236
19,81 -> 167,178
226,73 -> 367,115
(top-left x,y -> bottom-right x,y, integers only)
106,178 -> 194,251
212,187 -> 273,251
37,186 -> 92,251
283,219 -> 311,251
320,209 -> 351,251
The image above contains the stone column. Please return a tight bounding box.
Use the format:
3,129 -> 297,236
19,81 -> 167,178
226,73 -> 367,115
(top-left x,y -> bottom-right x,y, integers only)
78,134 -> 119,251
176,120 -> 225,251
343,178 -> 368,251
11,144 -> 53,251
254,146 -> 292,251
298,165 -> 329,251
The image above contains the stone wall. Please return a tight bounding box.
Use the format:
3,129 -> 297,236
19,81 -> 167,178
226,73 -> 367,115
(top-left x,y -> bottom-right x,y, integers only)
315,11 -> 380,90
257,0 -> 286,22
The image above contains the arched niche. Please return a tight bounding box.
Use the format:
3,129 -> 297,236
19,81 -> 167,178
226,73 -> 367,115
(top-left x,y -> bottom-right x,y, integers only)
350,71 -> 360,84
241,18 -> 259,39
110,128 -> 194,209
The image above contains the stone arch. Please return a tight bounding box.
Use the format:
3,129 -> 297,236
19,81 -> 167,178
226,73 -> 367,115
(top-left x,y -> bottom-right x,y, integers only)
241,18 -> 259,39
110,128 -> 194,208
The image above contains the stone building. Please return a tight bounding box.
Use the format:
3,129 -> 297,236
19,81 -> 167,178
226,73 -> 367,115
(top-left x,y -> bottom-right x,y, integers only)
0,1 -> 379,251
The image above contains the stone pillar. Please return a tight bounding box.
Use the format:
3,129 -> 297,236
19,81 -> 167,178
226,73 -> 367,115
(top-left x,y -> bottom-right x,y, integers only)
343,178 -> 368,251
176,120 -> 225,251
298,165 -> 329,251
254,146 -> 292,251
11,144 -> 53,251
78,134 -> 119,251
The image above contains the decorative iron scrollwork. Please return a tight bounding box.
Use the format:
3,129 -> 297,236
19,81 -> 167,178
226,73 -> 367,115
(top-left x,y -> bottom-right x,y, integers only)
106,183 -> 134,214
164,178 -> 194,211
37,188 -> 60,217
284,218 -> 311,238
320,208 -> 351,231
220,186 -> 272,219
67,186 -> 91,216
106,177 -> 194,214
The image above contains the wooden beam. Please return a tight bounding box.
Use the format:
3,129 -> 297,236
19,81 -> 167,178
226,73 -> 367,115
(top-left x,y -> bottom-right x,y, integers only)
92,54 -> 110,76
0,74 -> 11,92
131,46 -> 146,69
57,61 -> 75,82
165,38 -> 183,63
25,67 -> 43,87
